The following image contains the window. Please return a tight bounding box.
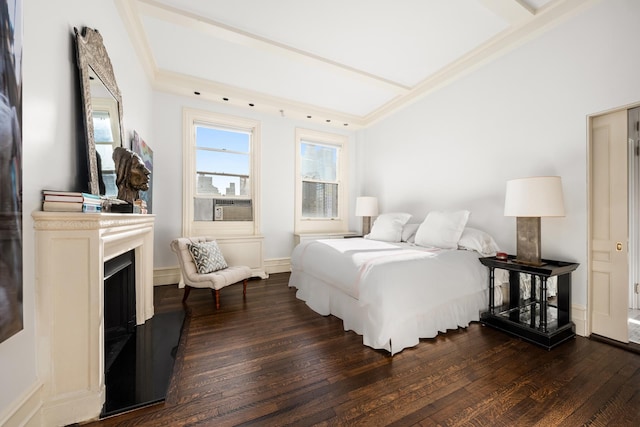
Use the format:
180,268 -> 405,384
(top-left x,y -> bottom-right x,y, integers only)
183,109 -> 261,237
295,128 -> 348,233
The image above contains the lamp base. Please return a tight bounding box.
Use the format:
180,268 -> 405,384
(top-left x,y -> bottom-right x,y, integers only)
514,217 -> 543,266
362,216 -> 372,235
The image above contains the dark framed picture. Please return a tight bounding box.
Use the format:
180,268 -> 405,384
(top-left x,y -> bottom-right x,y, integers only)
0,0 -> 23,344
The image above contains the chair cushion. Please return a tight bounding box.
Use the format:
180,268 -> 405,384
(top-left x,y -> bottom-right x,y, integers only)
190,265 -> 252,289
187,240 -> 228,274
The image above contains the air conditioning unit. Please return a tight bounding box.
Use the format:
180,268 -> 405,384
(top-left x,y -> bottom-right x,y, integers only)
213,199 -> 253,221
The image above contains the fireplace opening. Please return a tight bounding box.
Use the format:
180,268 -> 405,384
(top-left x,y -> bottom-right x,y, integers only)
104,250 -> 136,373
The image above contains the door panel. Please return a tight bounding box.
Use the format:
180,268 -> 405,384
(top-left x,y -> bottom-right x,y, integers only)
590,110 -> 628,342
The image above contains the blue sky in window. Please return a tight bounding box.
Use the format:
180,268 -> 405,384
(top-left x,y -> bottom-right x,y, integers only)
196,126 -> 250,196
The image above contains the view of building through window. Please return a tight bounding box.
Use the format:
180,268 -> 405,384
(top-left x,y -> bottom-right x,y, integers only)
300,141 -> 339,218
195,125 -> 251,197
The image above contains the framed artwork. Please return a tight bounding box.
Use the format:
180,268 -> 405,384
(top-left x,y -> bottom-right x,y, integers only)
0,0 -> 23,344
131,131 -> 153,213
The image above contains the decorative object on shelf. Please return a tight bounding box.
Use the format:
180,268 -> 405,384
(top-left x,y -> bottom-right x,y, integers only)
131,131 -> 153,213
504,176 -> 565,266
355,196 -> 378,236
113,146 -> 151,204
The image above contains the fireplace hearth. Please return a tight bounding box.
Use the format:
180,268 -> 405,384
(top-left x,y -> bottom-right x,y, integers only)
102,307 -> 185,417
100,236 -> 185,418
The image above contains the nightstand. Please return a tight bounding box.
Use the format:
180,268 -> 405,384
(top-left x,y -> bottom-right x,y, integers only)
479,255 -> 579,350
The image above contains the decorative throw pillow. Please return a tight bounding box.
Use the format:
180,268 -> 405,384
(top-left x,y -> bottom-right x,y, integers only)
366,212 -> 412,242
188,241 -> 228,274
414,210 -> 470,249
458,227 -> 500,256
401,223 -> 420,242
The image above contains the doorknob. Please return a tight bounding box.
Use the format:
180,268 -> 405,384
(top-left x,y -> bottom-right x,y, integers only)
616,242 -> 623,251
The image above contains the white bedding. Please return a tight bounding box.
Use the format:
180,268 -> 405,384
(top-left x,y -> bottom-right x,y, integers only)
288,238 -> 489,355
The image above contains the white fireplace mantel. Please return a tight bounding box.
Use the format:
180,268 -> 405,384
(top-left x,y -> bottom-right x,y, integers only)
32,211 -> 155,425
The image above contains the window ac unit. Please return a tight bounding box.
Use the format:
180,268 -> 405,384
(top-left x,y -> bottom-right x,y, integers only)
213,199 -> 253,221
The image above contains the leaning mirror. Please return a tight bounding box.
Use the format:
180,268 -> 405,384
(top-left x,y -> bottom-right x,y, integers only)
75,27 -> 124,196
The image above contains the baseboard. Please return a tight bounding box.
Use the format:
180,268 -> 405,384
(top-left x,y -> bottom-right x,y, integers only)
572,303 -> 587,337
154,266 -> 181,286
154,258 -> 292,286
0,381 -> 43,427
265,257 -> 291,275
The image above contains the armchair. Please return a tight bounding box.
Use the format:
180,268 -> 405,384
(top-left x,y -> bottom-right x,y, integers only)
170,236 -> 252,309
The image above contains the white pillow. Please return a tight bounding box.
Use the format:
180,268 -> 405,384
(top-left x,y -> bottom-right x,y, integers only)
458,227 -> 500,256
366,213 -> 412,242
401,223 -> 420,242
414,210 -> 470,249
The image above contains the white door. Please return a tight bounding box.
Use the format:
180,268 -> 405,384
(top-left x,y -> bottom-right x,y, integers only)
589,109 -> 629,342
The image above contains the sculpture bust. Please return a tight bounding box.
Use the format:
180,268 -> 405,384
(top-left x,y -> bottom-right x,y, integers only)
113,146 -> 150,204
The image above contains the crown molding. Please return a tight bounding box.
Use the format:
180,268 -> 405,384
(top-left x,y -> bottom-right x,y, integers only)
118,0 -> 602,130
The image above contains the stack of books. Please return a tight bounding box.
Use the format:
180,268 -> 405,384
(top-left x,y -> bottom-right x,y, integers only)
42,190 -> 103,212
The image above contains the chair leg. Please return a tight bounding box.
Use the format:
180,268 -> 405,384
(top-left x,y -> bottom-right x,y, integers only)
243,279 -> 247,297
214,289 -> 221,310
182,285 -> 192,303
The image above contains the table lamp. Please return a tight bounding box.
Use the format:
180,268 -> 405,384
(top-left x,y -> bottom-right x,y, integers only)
504,176 -> 565,265
355,196 -> 378,235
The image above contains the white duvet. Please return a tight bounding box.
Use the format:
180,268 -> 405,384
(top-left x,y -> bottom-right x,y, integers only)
289,238 -> 489,355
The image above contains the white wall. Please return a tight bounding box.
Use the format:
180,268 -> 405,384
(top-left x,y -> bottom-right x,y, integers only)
359,0 -> 640,308
150,92 -> 358,268
0,0 -> 153,421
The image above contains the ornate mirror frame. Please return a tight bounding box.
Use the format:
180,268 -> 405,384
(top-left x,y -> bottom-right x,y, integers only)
74,27 -> 125,195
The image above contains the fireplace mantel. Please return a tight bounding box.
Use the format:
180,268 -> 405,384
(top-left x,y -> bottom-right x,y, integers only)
33,212 -> 155,425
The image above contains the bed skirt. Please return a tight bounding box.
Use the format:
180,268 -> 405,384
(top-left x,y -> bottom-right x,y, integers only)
289,270 -> 489,355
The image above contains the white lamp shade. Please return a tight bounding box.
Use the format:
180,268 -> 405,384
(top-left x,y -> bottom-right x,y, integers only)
355,196 -> 379,217
504,176 -> 565,217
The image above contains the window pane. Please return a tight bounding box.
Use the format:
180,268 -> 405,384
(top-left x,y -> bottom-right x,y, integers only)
196,149 -> 250,197
196,126 -> 250,152
95,143 -> 115,171
196,172 -> 250,197
93,111 -> 114,143
196,150 -> 249,176
301,142 -> 337,182
302,181 -> 338,218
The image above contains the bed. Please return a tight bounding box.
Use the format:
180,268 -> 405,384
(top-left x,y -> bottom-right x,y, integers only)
288,230 -> 492,355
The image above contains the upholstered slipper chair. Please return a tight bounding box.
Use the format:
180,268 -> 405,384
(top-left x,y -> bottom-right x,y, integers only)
170,236 -> 252,309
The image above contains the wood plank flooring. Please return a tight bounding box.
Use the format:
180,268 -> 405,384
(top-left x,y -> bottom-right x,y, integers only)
84,272 -> 640,426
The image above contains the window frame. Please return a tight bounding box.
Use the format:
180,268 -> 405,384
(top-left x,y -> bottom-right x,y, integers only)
295,128 -> 348,233
183,108 -> 261,237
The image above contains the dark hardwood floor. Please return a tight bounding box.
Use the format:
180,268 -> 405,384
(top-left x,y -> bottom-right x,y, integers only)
84,272 -> 640,426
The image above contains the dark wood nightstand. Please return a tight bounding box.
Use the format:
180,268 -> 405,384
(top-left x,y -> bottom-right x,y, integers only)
479,255 -> 579,350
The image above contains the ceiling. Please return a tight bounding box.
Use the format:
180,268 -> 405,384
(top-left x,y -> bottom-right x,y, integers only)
116,0 -> 593,129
